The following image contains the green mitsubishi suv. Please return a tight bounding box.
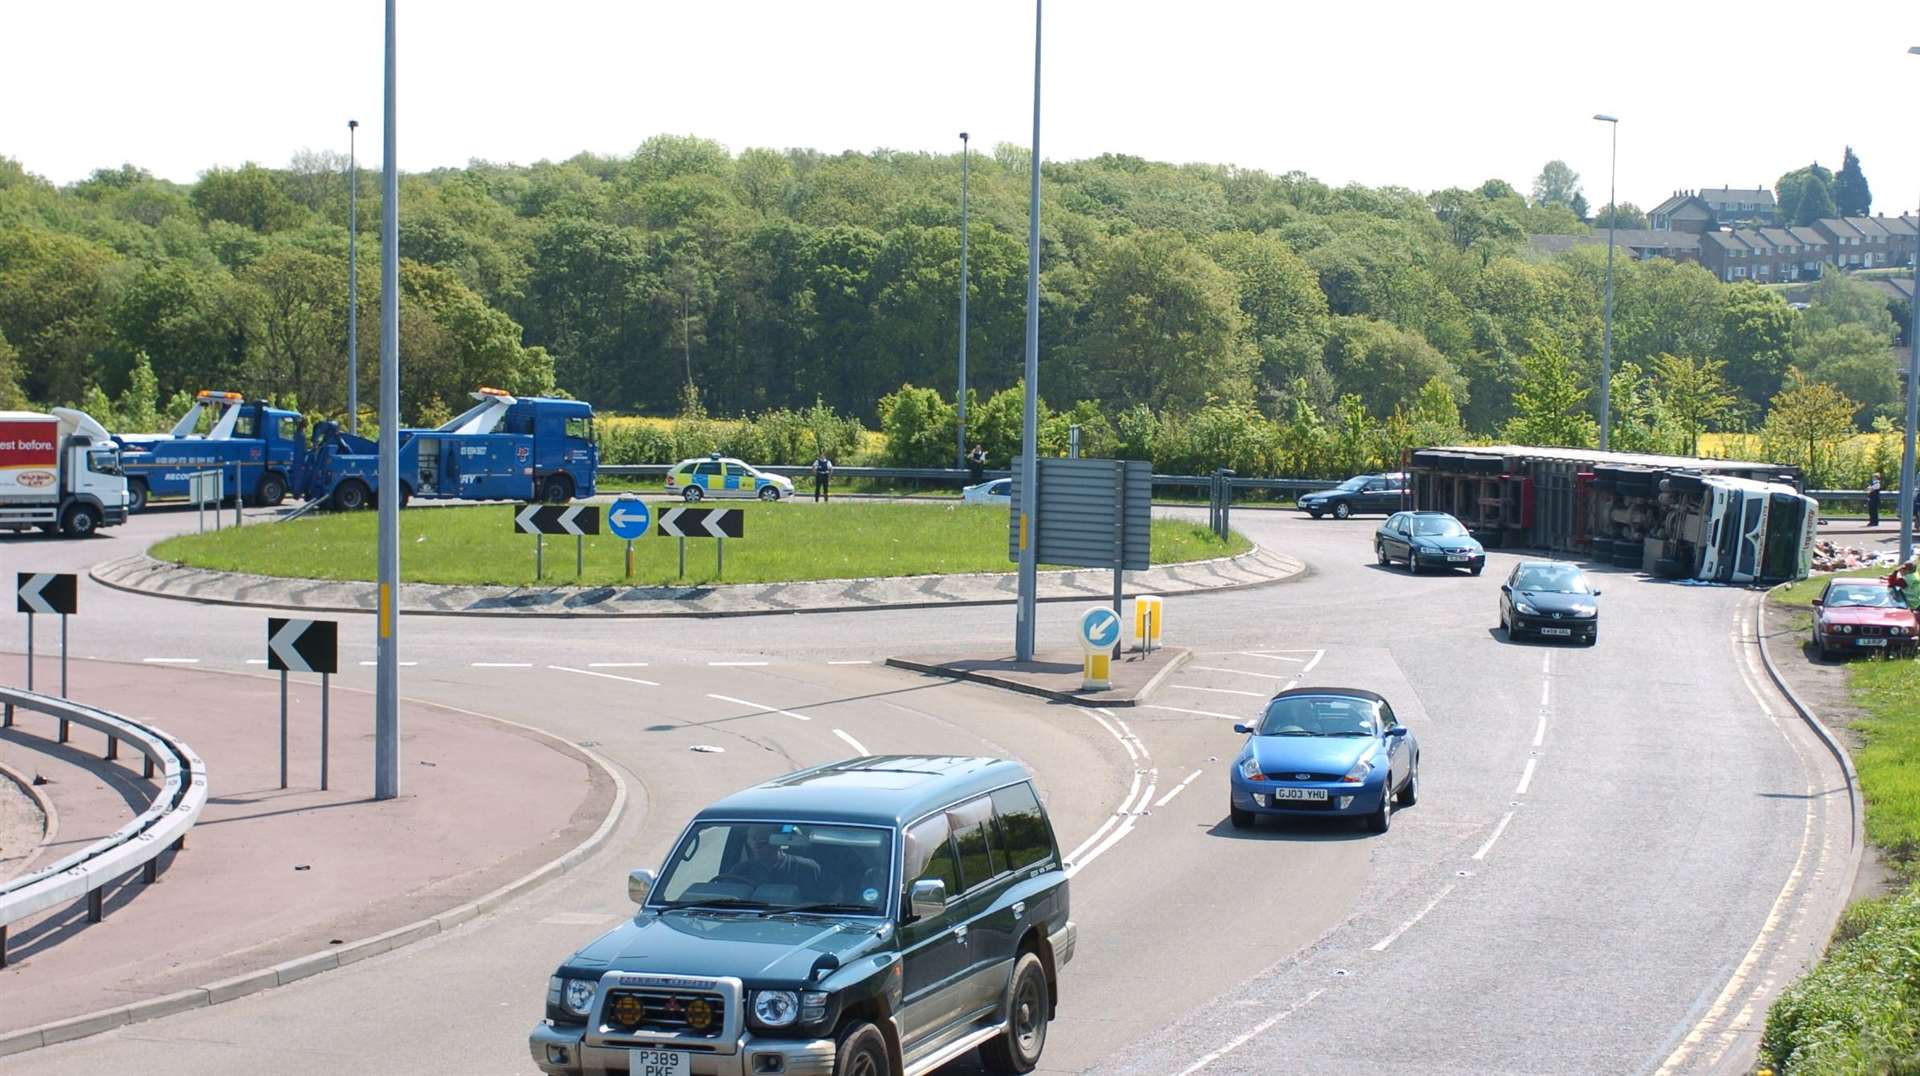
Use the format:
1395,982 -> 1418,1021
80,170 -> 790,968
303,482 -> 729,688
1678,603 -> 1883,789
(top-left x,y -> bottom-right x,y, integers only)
531,755 -> 1076,1076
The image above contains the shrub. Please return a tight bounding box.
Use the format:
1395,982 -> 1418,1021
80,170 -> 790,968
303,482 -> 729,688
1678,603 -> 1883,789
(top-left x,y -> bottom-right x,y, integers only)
1763,884 -> 1920,1073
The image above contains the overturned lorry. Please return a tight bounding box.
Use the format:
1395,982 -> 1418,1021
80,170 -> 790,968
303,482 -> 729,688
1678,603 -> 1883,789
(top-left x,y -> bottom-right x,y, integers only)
1408,445 -> 1818,584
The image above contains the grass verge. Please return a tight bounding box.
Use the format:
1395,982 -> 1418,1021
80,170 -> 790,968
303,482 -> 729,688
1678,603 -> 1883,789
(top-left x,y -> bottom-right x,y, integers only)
1762,582 -> 1920,1072
151,502 -> 1252,588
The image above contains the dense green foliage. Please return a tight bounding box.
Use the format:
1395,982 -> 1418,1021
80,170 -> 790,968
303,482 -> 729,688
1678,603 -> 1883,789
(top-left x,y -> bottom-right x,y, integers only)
0,139 -> 1901,478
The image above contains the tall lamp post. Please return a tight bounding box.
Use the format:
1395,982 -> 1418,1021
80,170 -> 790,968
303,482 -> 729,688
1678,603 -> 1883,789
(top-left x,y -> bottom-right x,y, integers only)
1594,113 -> 1619,451
374,0 -> 401,800
1014,0 -> 1043,662
957,131 -> 970,469
1900,48 -> 1920,562
347,119 -> 360,436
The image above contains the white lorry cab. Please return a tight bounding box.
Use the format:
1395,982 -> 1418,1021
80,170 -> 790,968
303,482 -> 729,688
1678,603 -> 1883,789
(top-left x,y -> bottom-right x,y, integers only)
0,408 -> 131,536
1695,476 -> 1818,584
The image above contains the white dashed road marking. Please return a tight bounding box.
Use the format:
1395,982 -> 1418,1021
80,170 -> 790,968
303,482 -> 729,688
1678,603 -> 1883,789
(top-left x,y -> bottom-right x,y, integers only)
1154,769 -> 1206,808
708,661 -> 768,667
549,665 -> 660,687
472,662 -> 532,668
1144,704 -> 1243,720
1472,811 -> 1516,861
143,657 -> 199,664
1369,883 -> 1457,952
707,694 -> 811,721
1515,757 -> 1538,796
1189,666 -> 1293,681
1174,685 -> 1266,698
1174,989 -> 1326,1075
827,660 -> 872,665
587,662 -> 650,668
832,729 -> 868,754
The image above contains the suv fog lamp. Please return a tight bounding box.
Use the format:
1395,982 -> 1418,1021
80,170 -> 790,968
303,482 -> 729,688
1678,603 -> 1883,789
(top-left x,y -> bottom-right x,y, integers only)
564,978 -> 597,1017
754,990 -> 800,1027
612,994 -> 645,1026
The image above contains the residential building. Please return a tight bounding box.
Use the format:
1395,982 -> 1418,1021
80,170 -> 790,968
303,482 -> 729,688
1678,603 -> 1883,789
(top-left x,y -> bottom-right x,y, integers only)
1700,227 -> 1822,283
1649,191 -> 1714,234
1813,218 -> 1877,269
1698,187 -> 1777,226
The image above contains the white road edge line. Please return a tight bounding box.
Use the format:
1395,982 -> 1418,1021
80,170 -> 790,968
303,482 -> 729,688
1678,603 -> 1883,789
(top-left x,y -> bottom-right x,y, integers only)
1515,757 -> 1538,796
142,658 -> 199,664
707,694 -> 811,721
709,661 -> 768,667
472,662 -> 533,668
1065,769 -> 1144,866
826,660 -> 872,665
1173,685 -> 1266,698
1472,811 -> 1516,861
1188,666 -> 1293,680
358,660 -> 417,667
244,659 -> 267,665
1143,704 -> 1243,720
549,664 -> 660,687
1114,716 -> 1150,762
1532,714 -> 1547,747
832,729 -> 868,755
1079,708 -> 1138,762
1154,769 -> 1206,808
1173,988 -> 1327,1076
1540,679 -> 1551,707
1369,883 -> 1457,952
1301,649 -> 1326,674
1235,652 -> 1304,663
586,662 -> 650,668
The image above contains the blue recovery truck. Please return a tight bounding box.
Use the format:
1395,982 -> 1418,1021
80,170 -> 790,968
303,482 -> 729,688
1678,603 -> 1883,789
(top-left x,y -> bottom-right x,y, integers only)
113,391 -> 308,512
296,388 -> 599,510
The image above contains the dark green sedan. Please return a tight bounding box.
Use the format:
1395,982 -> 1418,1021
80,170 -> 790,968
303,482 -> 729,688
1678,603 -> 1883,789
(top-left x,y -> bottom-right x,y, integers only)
1375,511 -> 1486,575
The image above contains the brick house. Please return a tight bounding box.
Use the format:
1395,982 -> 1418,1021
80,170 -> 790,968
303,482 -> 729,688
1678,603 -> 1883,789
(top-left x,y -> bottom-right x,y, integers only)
1698,187 -> 1777,227
1813,218 -> 1878,269
1649,192 -> 1715,234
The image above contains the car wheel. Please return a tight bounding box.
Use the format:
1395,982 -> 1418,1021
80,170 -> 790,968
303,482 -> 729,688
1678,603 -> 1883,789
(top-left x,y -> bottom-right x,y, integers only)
1308,509 -> 1324,519
1229,803 -> 1254,829
682,486 -> 704,502
1396,756 -> 1419,807
1332,501 -> 1352,520
331,479 -> 370,512
253,472 -> 288,508
1407,551 -> 1420,574
981,950 -> 1050,1073
832,1020 -> 889,1076
1366,777 -> 1393,834
758,485 -> 780,502
1470,564 -> 1483,576
540,474 -> 572,503
127,478 -> 149,514
1376,543 -> 1389,566
60,502 -> 100,537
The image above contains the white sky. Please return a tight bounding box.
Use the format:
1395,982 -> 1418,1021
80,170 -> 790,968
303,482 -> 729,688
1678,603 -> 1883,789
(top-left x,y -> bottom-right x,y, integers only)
6,1 -> 1919,218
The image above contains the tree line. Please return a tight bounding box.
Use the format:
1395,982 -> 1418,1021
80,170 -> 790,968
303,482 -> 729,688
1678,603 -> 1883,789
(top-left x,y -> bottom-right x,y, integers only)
0,137 -> 1904,471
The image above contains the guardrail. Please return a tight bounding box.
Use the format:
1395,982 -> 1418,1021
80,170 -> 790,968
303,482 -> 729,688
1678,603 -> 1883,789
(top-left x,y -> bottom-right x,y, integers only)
598,464 -> 1338,498
0,688 -> 207,967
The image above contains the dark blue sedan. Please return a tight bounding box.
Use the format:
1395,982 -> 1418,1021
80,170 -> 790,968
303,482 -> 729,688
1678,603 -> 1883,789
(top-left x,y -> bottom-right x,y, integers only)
1375,511 -> 1485,575
1228,688 -> 1419,833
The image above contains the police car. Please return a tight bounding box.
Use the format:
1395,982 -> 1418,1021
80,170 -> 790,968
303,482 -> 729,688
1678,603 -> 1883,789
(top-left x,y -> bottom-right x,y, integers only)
664,454 -> 795,502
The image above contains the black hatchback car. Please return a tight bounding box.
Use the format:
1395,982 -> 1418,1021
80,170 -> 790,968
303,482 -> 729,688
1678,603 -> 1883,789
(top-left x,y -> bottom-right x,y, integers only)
532,755 -> 1074,1076
1499,560 -> 1601,644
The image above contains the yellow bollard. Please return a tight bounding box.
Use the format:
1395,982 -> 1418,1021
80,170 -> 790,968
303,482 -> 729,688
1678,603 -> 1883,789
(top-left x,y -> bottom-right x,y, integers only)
1082,652 -> 1111,691
1132,595 -> 1164,652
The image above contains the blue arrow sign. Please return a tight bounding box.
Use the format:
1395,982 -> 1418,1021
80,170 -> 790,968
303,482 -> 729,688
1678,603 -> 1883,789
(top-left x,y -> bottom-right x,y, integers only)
1078,607 -> 1121,653
608,498 -> 653,540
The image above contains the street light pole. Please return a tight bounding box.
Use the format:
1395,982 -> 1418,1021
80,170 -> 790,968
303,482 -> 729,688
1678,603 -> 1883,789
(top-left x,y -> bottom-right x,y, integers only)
347,119 -> 360,437
374,0 -> 401,800
1900,48 -> 1920,563
957,131 -> 970,469
1595,113 -> 1619,451
1014,0 -> 1043,662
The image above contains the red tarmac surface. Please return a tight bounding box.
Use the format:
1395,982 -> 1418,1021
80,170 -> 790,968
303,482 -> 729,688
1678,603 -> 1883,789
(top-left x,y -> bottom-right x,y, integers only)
0,656 -> 611,1035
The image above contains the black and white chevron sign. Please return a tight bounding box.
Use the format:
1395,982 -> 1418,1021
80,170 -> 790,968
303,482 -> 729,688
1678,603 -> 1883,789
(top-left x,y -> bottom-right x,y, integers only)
16,573 -> 76,616
267,617 -> 338,674
513,503 -> 600,536
658,507 -> 744,539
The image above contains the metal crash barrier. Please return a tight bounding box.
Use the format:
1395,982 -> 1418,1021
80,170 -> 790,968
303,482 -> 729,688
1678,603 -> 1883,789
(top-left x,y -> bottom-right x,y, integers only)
0,687 -> 208,967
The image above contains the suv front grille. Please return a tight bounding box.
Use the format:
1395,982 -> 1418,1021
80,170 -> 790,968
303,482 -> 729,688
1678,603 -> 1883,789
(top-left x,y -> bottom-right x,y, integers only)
602,988 -> 727,1039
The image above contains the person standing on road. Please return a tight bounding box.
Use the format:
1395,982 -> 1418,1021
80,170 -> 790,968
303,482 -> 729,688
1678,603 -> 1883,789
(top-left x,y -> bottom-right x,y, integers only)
967,444 -> 987,485
1867,473 -> 1884,527
812,451 -> 833,503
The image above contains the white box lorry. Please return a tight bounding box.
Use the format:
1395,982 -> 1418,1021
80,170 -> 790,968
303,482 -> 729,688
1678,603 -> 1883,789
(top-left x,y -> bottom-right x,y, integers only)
0,408 -> 131,536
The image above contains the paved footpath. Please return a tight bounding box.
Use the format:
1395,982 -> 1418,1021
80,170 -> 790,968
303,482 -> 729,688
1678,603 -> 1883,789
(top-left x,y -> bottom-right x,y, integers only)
0,656 -> 615,1045
91,544 -> 1304,617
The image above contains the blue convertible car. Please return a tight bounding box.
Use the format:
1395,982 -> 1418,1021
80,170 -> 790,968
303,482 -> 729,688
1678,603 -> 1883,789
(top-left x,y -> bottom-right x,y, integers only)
1228,687 -> 1420,833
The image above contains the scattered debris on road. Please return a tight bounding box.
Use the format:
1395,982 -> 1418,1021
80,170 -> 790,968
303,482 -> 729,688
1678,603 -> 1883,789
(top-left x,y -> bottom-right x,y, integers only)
1811,540 -> 1901,574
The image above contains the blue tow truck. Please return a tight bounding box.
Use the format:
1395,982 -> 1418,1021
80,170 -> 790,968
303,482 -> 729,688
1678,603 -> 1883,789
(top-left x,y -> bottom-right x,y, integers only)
113,390 -> 307,512
296,388 -> 599,509
116,388 -> 598,511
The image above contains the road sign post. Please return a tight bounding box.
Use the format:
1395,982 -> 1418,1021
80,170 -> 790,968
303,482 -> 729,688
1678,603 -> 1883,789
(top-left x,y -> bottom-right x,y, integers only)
1077,606 -> 1121,691
657,508 -> 743,580
608,499 -> 652,582
17,574 -> 77,735
515,504 -> 601,583
268,618 -> 339,791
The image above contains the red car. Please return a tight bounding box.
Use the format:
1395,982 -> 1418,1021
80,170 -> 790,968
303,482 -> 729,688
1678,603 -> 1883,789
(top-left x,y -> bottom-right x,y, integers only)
1812,577 -> 1918,659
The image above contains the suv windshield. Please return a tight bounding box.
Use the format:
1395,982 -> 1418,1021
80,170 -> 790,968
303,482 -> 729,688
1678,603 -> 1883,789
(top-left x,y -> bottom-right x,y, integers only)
1514,566 -> 1590,593
653,821 -> 893,914
1828,583 -> 1908,609
1256,695 -> 1379,737
1414,516 -> 1467,537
